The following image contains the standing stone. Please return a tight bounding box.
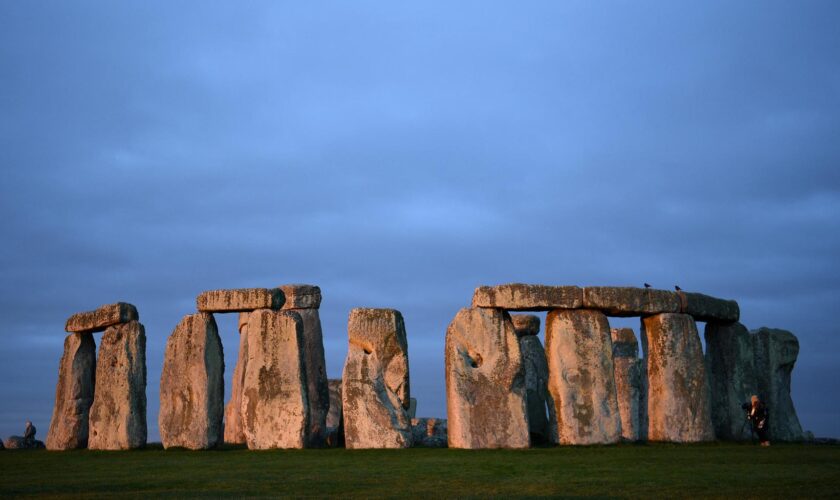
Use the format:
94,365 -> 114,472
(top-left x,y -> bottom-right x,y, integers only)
445,307 -> 529,449
641,313 -> 714,442
342,308 -> 412,449
753,327 -> 803,441
241,309 -> 309,449
704,322 -> 757,440
224,312 -> 250,444
411,418 -> 448,447
611,328 -> 641,442
545,309 -> 621,445
46,332 -> 96,450
159,313 -> 224,449
512,314 -> 557,444
88,321 -> 147,450
325,379 -> 344,447
289,308 -> 329,447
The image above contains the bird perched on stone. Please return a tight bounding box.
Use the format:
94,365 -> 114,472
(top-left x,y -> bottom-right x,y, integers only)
644,283 -> 652,289
674,285 -> 682,291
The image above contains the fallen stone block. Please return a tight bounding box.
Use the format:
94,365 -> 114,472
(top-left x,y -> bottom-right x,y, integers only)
445,307 -> 529,449
278,284 -> 322,310
46,332 -> 96,450
704,322 -> 757,440
753,327 -> 804,441
342,308 -> 412,449
196,288 -> 284,313
582,287 -> 680,317
65,302 -> 138,333
4,436 -> 45,449
472,284 -> 583,311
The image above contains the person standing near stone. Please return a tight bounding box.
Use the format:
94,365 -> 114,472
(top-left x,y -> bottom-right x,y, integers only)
748,395 -> 770,446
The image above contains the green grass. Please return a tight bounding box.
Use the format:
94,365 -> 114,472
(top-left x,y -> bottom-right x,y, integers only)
1,443 -> 838,498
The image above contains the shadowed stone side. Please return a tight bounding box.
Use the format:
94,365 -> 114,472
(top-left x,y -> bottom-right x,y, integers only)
752,327 -> 803,441
582,287 -> 679,317
196,288 -> 284,313
512,314 -> 557,444
278,284 -> 322,310
159,313 -> 224,450
445,308 -> 529,449
642,313 -> 714,442
411,418 -> 448,448
681,292 -> 739,323
704,322 -> 757,440
342,308 -> 412,449
46,333 -> 96,450
240,309 -> 309,449
224,312 -> 250,444
88,321 -> 147,450
65,302 -> 138,333
325,379 -> 344,447
472,284 -> 583,311
294,308 -> 329,447
611,328 -> 641,442
545,309 -> 621,445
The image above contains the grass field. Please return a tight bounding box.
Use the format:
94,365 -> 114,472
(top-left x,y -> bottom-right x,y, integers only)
1,443 -> 838,498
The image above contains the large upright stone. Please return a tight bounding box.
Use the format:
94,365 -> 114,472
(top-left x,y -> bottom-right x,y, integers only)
472,284 -> 583,311
88,321 -> 147,450
196,288 -> 284,313
342,308 -> 412,449
159,313 -> 224,449
224,312 -> 250,444
753,327 -> 803,441
289,307 -> 329,447
325,379 -> 344,447
512,314 -> 557,444
445,308 -> 529,449
611,328 -> 641,442
545,309 -> 621,445
582,287 -> 680,317
65,302 -> 138,334
641,313 -> 714,442
241,309 -> 309,449
704,322 -> 757,440
46,333 -> 96,450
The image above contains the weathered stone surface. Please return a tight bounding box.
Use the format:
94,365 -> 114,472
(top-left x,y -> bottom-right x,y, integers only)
241,309 -> 309,449
224,312 -> 250,444
88,321 -> 147,450
582,287 -> 679,317
546,309 -> 621,444
680,292 -> 740,322
472,284 -> 583,311
753,327 -> 803,441
704,322 -> 757,440
159,313 -> 224,450
515,315 -> 557,444
4,436 -> 44,449
445,307 -> 529,449
65,302 -> 138,333
511,313 -> 541,336
295,308 -> 329,447
641,313 -> 714,442
325,379 -> 344,447
611,328 -> 642,442
46,332 -> 96,450
278,284 -> 322,310
196,288 -> 284,313
411,418 -> 448,448
342,308 -> 412,449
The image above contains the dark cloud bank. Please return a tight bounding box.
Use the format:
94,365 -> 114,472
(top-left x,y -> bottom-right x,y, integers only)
1,1 -> 838,440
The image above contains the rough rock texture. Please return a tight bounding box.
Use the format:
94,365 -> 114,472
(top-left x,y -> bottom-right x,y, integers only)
159,313 -> 224,450
325,379 -> 344,447
342,308 -> 412,449
545,309 -> 621,445
196,288 -> 284,313
582,287 -> 680,317
88,321 -> 147,450
472,284 -> 583,311
513,314 -> 557,444
224,312 -> 250,444
408,398 -> 417,419
294,308 -> 329,447
411,418 -> 448,447
4,436 -> 45,449
704,322 -> 757,440
511,314 -> 541,336
753,327 -> 803,441
680,292 -> 740,323
65,302 -> 138,334
241,309 -> 309,449
641,313 -> 714,442
611,328 -> 642,441
278,284 -> 322,310
445,307 -> 529,449
46,332 -> 96,450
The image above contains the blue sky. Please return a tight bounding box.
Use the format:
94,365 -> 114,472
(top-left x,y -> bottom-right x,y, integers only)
1,1 -> 838,440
